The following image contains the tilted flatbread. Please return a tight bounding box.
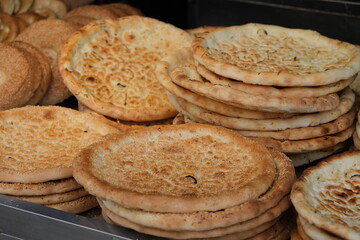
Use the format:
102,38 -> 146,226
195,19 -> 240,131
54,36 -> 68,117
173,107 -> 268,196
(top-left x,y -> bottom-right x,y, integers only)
60,16 -> 193,122
291,151 -> 360,239
296,217 -> 313,240
15,19 -> 76,105
74,124 -> 278,213
0,106 -> 125,183
0,177 -> 82,196
353,130 -> 360,150
291,227 -> 303,240
170,48 -> 340,113
192,23 -> 360,86
171,88 -> 354,131
196,62 -> 356,98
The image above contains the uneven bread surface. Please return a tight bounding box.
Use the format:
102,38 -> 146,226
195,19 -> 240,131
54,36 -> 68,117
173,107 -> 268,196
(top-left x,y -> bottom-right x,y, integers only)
192,23 -> 360,86
73,123 -> 279,213
60,16 -> 193,121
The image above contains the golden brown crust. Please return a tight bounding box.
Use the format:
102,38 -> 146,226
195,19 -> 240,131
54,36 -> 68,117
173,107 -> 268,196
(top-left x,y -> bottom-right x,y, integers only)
250,124 -> 355,153
15,19 -> 76,105
0,177 -> 82,196
102,195 -> 291,232
192,23 -> 360,87
0,105 -> 123,183
9,41 -> 51,105
171,49 -> 341,113
103,3 -> 144,16
291,151 -> 360,239
31,0 -> 68,18
197,62 -> 356,98
15,188 -> 88,205
64,5 -> 118,20
0,42 -> 38,110
74,123 -> 278,213
0,12 -> 19,42
172,88 -> 354,131
100,149 -> 295,231
60,16 -> 193,121
46,195 -> 98,214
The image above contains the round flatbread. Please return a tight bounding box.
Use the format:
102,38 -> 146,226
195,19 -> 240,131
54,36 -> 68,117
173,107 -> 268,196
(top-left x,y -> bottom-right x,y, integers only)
170,48 -> 341,113
102,195 -> 291,233
102,202 -> 290,240
15,188 -> 88,205
0,177 -> 82,196
60,16 -> 193,122
156,48 -> 296,119
46,195 -> 98,214
192,23 -> 360,86
74,123 -> 278,213
0,105 -> 127,183
172,88 -> 354,131
15,19 -> 76,105
78,147 -> 295,229
30,0 -> 67,18
196,62 -> 356,98
296,217 -> 316,240
291,151 -> 360,239
64,5 -> 118,20
0,42 -> 39,110
8,41 -> 51,105
249,124 -> 355,153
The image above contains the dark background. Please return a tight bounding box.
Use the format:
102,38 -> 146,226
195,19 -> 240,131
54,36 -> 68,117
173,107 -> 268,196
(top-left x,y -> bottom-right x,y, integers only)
97,0 -> 360,45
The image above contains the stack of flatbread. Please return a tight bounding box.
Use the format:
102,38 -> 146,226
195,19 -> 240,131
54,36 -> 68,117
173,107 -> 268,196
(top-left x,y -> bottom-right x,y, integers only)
156,23 -> 360,167
290,151 -> 360,239
73,123 -> 296,239
0,105 -> 129,213
59,16 -> 193,126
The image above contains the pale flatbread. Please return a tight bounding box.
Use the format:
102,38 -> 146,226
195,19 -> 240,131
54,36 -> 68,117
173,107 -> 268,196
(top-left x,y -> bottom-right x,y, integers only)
102,195 -> 290,233
170,48 -> 340,113
156,48 -> 295,119
73,124 -> 278,213
249,124 -> 355,153
46,195 -> 98,214
0,177 -> 82,196
288,141 -> 350,167
100,149 -> 295,231
192,23 -> 360,86
0,105 -> 125,183
291,151 -> 360,239
298,215 -> 341,240
196,62 -> 356,98
15,188 -> 88,205
60,16 -> 193,122
171,88 -> 354,131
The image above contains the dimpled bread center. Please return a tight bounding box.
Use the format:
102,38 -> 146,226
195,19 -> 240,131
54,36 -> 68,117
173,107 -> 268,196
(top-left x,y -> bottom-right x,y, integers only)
91,134 -> 276,197
204,27 -> 352,75
71,26 -> 176,109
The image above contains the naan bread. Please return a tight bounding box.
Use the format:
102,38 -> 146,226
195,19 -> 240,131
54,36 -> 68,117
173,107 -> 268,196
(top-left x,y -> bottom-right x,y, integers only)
291,151 -> 360,239
74,124 -> 278,213
60,16 -> 193,122
0,105 -> 126,183
192,23 -> 360,86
